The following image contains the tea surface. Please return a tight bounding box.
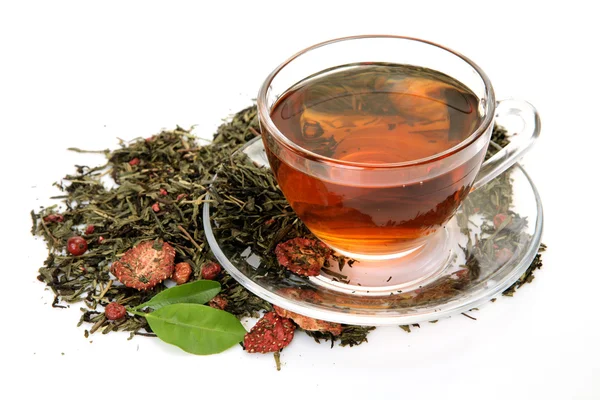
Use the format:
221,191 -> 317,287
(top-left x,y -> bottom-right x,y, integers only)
271,64 -> 481,163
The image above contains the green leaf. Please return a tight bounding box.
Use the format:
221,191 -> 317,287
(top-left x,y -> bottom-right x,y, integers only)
135,280 -> 220,311
145,304 -> 247,355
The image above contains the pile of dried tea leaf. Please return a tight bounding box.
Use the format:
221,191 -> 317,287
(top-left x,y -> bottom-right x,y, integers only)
32,105 -> 545,354
32,107 -> 267,336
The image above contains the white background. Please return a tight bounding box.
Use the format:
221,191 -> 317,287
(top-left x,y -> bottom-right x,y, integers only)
1,1 -> 598,399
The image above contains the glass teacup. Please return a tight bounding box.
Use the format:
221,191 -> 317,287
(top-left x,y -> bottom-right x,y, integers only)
257,36 -> 539,276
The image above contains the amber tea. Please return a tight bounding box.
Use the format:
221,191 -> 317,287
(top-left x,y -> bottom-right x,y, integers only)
266,64 -> 485,257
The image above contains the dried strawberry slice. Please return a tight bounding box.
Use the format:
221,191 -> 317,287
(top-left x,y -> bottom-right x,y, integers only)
243,312 -> 296,354
278,287 -> 323,304
275,238 -> 332,277
273,306 -> 342,336
111,240 -> 175,290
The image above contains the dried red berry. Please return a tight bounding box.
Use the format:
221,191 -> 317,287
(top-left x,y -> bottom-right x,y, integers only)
67,236 -> 88,256
243,312 -> 296,353
273,306 -> 342,336
495,248 -> 514,265
176,194 -> 187,202
43,214 -> 64,223
159,188 -> 168,196
105,302 -> 126,320
152,203 -> 161,212
275,238 -> 332,277
493,213 -> 508,229
84,225 -> 95,235
172,262 -> 192,285
110,240 -> 175,290
264,218 -> 276,226
201,261 -> 222,280
98,236 -> 105,244
208,295 -> 228,310
129,158 -> 140,166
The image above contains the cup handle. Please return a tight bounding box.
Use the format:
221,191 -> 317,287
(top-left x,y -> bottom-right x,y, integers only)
472,99 -> 541,190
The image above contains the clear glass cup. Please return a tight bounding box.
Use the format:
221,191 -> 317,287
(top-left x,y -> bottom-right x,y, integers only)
257,35 -> 540,270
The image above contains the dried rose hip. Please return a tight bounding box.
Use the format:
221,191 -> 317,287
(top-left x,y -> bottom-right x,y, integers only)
201,261 -> 222,280
275,238 -> 332,277
84,225 -> 95,235
243,312 -> 295,354
208,295 -> 228,310
159,188 -> 168,196
273,306 -> 342,336
172,262 -> 192,285
110,240 -> 175,290
152,203 -> 161,212
105,302 -> 126,320
43,214 -> 64,223
67,236 -> 88,256
129,158 -> 140,166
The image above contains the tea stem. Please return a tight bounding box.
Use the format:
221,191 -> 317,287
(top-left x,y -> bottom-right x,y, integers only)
94,280 -> 112,301
40,219 -> 60,248
90,315 -> 107,334
177,225 -> 203,252
461,312 -> 477,321
67,147 -> 110,154
127,309 -> 147,317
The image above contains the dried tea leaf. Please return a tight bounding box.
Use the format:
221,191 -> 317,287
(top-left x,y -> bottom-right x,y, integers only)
32,104 -> 545,350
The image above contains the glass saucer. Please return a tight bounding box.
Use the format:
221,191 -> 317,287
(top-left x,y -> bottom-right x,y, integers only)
203,138 -> 543,326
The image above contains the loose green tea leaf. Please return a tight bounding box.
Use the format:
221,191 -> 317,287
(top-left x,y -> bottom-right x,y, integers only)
134,280 -> 221,311
139,304 -> 247,355
304,325 -> 375,347
33,109 -> 267,337
399,325 -> 422,333
210,151 -> 313,281
503,244 -> 546,296
32,104 -> 546,355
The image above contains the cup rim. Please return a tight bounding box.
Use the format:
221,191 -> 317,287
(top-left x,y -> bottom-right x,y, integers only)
257,35 -> 496,169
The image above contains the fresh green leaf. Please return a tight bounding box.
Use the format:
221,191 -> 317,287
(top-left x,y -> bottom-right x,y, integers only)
135,280 -> 220,311
144,303 -> 246,355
